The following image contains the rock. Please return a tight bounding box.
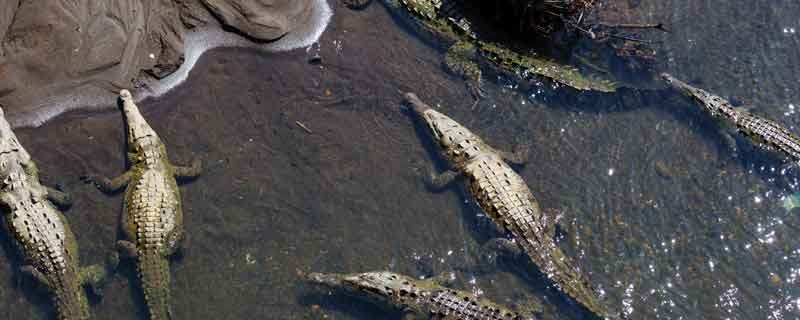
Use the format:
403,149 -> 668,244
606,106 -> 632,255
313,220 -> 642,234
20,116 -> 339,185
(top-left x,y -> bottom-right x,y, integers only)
200,0 -> 315,41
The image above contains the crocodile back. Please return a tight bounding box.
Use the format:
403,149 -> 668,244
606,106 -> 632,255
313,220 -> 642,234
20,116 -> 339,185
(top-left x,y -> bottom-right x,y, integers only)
735,113 -> 800,160
123,143 -> 181,320
0,135 -> 90,320
124,168 -> 181,249
7,198 -> 90,320
663,73 -> 800,162
463,155 -> 613,319
422,289 -> 528,320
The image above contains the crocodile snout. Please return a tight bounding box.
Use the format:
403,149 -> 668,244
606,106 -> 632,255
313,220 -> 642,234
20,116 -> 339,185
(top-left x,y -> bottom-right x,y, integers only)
402,92 -> 431,115
301,272 -> 344,288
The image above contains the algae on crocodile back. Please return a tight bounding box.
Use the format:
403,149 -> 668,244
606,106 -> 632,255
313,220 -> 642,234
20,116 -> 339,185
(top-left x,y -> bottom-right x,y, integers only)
479,42 -> 618,92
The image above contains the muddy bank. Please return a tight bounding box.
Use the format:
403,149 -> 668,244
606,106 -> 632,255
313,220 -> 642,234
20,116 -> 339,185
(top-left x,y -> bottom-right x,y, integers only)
0,0 -> 332,128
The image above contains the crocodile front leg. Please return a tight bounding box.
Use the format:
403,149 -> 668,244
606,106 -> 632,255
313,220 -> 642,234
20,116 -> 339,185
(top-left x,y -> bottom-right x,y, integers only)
719,127 -> 739,158
45,186 -> 72,208
444,41 -> 485,100
425,169 -> 460,191
82,171 -> 132,193
172,157 -> 203,179
498,139 -> 531,165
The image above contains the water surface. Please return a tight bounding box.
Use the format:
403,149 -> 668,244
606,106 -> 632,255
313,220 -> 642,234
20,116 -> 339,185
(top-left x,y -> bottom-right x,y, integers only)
1,1 -> 799,319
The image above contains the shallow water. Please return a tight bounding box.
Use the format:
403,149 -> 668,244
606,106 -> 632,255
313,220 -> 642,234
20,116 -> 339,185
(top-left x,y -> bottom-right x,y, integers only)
1,0 -> 800,319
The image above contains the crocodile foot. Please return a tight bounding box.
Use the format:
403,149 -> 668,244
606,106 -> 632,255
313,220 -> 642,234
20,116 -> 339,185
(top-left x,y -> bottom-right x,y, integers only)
473,238 -> 525,273
718,127 -> 739,160
46,185 -> 73,209
444,41 -> 485,101
499,137 -> 531,165
164,229 -> 188,258
341,0 -> 373,10
80,172 -> 131,194
510,291 -> 545,317
80,251 -> 119,297
424,168 -> 460,191
173,156 -> 203,180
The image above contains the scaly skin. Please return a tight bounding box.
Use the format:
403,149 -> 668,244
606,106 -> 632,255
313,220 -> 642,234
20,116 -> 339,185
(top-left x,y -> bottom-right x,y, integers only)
84,90 -> 201,320
662,73 -> 800,162
303,271 -> 536,320
0,107 -> 114,319
375,0 -> 617,94
404,92 -> 616,319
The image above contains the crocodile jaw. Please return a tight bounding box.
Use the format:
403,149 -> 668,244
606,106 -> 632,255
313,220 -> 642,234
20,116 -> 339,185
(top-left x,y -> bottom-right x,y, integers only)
303,272 -> 347,288
119,90 -> 158,147
662,73 -> 729,116
403,94 -> 460,149
0,107 -> 23,154
304,271 -> 409,303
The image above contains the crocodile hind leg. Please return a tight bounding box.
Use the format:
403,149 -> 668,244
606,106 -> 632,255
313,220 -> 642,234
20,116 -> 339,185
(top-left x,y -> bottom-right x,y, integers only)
716,125 -> 740,160
81,171 -> 132,193
163,229 -> 187,257
472,238 -> 525,274
19,265 -> 53,288
172,156 -> 203,179
116,240 -> 139,258
444,41 -> 485,101
425,169 -> 461,191
79,251 -> 120,296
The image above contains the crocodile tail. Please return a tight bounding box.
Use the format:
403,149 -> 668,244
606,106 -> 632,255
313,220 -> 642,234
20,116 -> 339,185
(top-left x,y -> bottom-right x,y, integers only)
518,238 -> 617,319
138,252 -> 173,320
52,276 -> 91,320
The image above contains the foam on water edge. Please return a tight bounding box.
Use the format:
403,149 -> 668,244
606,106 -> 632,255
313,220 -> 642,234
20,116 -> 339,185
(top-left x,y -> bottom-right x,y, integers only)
10,0 -> 333,128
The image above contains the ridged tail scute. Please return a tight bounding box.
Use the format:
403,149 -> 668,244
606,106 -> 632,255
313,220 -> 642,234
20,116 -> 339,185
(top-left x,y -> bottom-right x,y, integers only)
138,252 -> 172,320
52,277 -> 91,320
48,271 -> 91,320
517,237 -> 617,319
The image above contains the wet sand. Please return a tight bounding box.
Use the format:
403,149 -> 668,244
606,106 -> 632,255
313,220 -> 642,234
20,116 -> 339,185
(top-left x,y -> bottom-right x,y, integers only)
1,1 -> 799,319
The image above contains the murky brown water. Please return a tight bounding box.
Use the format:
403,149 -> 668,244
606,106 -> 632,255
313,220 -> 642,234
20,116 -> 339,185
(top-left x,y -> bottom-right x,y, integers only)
1,1 -> 799,319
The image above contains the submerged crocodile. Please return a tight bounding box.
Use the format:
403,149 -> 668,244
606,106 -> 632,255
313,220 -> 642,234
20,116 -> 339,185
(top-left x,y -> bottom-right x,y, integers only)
361,0 -> 617,96
303,270 -> 537,319
0,107 -> 115,319
662,73 -> 800,165
83,90 -> 201,319
404,92 -> 615,319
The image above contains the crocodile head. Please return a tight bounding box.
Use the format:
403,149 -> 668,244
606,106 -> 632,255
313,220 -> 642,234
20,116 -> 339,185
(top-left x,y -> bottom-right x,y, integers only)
404,92 -> 484,161
661,73 -> 733,117
0,107 -> 27,160
119,90 -> 160,153
303,271 -> 418,305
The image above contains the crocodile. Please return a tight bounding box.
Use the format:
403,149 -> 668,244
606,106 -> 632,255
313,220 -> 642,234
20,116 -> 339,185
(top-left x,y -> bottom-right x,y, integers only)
83,90 -> 201,320
356,0 -> 617,98
302,270 -> 537,320
0,107 -> 116,319
662,73 -> 800,165
404,92 -> 616,319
